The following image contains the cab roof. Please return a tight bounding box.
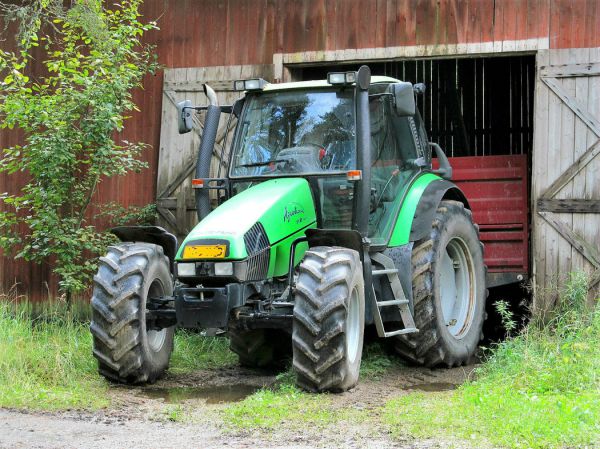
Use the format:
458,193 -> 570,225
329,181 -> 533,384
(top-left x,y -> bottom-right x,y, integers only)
262,76 -> 401,92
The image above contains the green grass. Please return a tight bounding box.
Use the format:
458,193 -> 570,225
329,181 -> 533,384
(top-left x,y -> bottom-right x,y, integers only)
0,299 -> 235,411
383,272 -> 600,449
0,301 -> 109,410
222,381 -> 342,430
221,342 -> 396,431
170,331 -> 236,373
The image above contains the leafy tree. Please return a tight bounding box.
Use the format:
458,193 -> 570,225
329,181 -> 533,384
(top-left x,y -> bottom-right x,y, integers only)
0,0 -> 158,302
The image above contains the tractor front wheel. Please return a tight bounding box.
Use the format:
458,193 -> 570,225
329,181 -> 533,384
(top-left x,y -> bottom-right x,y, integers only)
91,243 -> 174,384
292,246 -> 365,392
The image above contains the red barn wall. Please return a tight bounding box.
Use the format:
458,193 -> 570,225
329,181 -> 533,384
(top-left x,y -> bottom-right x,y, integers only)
1,0 -> 599,300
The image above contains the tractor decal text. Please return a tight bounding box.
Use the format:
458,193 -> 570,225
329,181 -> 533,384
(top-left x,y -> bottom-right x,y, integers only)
283,204 -> 305,224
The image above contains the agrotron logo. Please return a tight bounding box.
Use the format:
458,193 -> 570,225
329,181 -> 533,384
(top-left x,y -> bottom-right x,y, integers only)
283,203 -> 305,224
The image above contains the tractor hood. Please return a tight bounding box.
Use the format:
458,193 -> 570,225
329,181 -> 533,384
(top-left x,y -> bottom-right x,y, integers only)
176,178 -> 316,261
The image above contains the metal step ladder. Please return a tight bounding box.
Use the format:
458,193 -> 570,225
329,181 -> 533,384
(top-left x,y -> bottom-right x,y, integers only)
370,252 -> 419,338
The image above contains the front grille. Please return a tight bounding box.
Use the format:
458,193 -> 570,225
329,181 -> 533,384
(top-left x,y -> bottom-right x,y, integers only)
243,222 -> 270,280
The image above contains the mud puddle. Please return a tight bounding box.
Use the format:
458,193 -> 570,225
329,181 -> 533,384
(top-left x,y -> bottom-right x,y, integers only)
139,383 -> 268,404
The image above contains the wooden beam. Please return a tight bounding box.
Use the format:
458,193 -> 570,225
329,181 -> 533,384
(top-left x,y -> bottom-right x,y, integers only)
541,77 -> 600,136
540,138 -> 600,199
538,211 -> 600,269
157,197 -> 197,210
537,199 -> 600,214
156,206 -> 179,233
591,270 -> 600,289
540,62 -> 600,78
175,189 -> 188,235
157,156 -> 197,199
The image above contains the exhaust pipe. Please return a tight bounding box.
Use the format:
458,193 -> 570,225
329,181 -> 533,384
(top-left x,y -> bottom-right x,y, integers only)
196,84 -> 221,221
352,65 -> 372,238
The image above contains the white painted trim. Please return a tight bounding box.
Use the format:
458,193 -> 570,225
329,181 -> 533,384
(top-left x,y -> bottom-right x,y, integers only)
273,38 -> 550,81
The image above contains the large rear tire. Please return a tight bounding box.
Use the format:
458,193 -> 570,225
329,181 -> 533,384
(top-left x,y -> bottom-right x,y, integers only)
394,200 -> 486,367
292,246 -> 365,392
91,243 -> 174,383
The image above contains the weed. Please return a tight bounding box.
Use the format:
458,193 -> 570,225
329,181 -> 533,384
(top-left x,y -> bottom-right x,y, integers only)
360,342 -> 399,379
494,299 -> 517,335
163,404 -> 186,422
383,272 -> 600,448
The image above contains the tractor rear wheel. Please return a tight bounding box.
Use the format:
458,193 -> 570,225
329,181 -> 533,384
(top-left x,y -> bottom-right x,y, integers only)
292,246 -> 365,392
91,243 -> 174,383
394,200 -> 486,367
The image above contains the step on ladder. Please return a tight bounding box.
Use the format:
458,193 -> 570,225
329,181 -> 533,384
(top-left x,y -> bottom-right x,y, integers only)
370,252 -> 419,338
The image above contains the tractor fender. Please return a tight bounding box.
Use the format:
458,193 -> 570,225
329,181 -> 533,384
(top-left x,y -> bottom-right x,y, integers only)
111,226 -> 178,271
409,179 -> 470,242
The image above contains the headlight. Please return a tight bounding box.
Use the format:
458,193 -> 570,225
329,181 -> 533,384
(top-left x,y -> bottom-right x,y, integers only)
214,262 -> 234,276
177,262 -> 196,277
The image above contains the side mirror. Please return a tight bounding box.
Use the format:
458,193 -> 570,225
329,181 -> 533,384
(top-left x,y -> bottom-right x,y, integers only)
176,100 -> 193,134
388,82 -> 415,116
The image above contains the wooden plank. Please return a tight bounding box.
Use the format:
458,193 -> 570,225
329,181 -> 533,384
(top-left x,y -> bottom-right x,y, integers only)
556,50 -> 576,279
156,206 -> 179,232
158,156 -> 196,200
540,62 -> 600,78
538,211 -> 600,269
591,269 -> 600,289
385,0 -> 397,47
537,199 -> 600,214
540,138 -> 600,199
571,48 -> 591,271
157,197 -> 197,210
541,77 -> 600,136
585,47 -> 600,262
545,50 -> 561,305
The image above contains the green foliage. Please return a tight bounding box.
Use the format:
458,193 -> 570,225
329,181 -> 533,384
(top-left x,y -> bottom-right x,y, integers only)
384,272 -> 600,448
99,202 -> 158,226
360,342 -> 399,379
494,299 -> 518,335
0,0 -> 158,297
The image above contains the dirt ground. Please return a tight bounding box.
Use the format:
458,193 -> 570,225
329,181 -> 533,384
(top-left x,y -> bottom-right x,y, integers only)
0,362 -> 477,449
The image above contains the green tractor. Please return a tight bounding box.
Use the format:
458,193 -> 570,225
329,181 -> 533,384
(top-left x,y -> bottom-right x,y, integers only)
91,66 -> 486,392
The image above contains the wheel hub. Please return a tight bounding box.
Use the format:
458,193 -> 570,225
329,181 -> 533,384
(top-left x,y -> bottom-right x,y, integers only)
346,286 -> 361,365
147,279 -> 167,352
439,237 -> 476,339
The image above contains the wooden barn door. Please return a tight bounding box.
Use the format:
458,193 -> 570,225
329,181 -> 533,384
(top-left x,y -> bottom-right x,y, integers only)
533,48 -> 600,312
156,65 -> 273,241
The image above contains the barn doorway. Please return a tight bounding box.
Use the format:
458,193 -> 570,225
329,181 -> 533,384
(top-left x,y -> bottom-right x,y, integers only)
295,55 -> 536,158
293,55 -> 536,339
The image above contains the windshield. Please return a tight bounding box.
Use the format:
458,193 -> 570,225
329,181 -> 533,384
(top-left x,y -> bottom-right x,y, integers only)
230,89 -> 356,178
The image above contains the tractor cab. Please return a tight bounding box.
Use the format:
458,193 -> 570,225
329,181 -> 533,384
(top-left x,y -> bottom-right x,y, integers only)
226,78 -> 431,247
